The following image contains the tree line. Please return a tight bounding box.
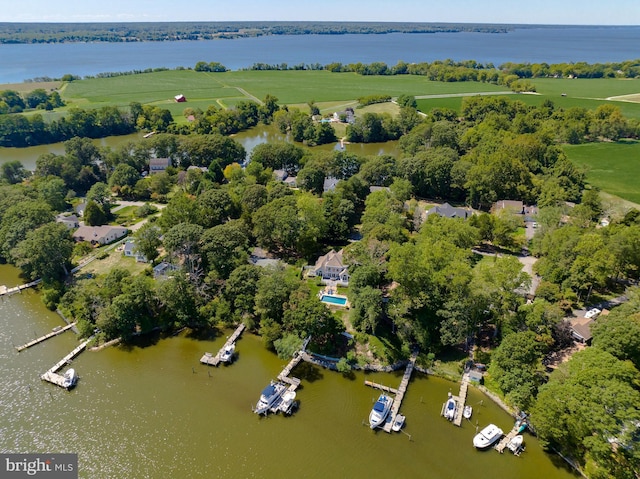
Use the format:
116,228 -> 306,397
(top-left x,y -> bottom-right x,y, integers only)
0,22 -> 512,44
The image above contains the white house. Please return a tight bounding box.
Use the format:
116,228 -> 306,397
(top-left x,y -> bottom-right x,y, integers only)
311,249 -> 350,286
55,214 -> 80,229
123,240 -> 147,262
72,225 -> 128,245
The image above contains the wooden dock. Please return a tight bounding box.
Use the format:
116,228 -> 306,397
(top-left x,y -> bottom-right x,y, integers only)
200,323 -> 245,367
363,352 -> 418,433
364,381 -> 398,395
495,423 -> 521,453
452,373 -> 470,426
16,322 -> 77,352
40,337 -> 93,388
0,279 -> 41,298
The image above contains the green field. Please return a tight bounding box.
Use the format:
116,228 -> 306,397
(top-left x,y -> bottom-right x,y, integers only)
416,78 -> 640,119
563,139 -> 640,205
61,69 -> 509,115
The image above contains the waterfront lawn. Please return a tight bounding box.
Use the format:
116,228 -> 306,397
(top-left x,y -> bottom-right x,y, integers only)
563,139 -> 640,204
61,69 -> 509,112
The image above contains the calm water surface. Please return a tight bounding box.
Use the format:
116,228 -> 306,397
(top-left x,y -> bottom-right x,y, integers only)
0,125 -> 399,170
1,26 -> 639,83
0,265 -> 578,478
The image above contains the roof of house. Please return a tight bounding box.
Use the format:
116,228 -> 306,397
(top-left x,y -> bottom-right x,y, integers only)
123,240 -> 136,253
149,158 -> 171,169
73,225 -> 128,242
153,261 -> 178,275
283,176 -> 297,186
323,177 -> 340,192
314,249 -> 347,270
369,186 -> 391,194
426,203 -> 471,219
569,317 -> 594,342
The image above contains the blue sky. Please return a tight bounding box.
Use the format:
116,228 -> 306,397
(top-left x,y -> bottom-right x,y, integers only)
3,0 -> 639,25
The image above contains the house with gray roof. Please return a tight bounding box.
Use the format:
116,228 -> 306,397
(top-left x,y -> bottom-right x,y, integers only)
72,225 -> 128,245
55,214 -> 80,229
123,240 -> 147,262
149,158 -> 171,175
311,249 -> 350,286
425,203 -> 472,220
323,177 -> 340,193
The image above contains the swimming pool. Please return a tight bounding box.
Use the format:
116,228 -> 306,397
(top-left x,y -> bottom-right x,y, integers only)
320,295 -> 348,306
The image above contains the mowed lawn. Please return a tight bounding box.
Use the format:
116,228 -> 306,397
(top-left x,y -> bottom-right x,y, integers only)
61,69 -> 509,112
416,78 -> 640,119
563,139 -> 640,204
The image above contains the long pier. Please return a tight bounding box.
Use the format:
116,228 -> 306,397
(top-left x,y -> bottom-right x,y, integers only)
200,323 -> 246,367
364,351 -> 418,433
0,279 -> 41,298
16,322 -> 77,352
40,337 -> 93,388
452,373 -> 470,426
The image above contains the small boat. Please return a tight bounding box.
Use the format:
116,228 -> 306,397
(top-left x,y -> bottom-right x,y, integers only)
369,394 -> 392,429
219,344 -> 235,363
444,396 -> 457,421
506,435 -> 525,455
391,414 -> 405,432
473,424 -> 504,449
278,390 -> 297,414
254,381 -> 286,415
62,368 -> 78,389
463,405 -> 473,420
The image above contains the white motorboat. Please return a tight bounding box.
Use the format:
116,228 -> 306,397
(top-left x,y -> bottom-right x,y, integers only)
254,381 -> 286,414
369,394 -> 392,429
219,344 -> 235,363
463,405 -> 473,420
278,390 -> 297,414
444,396 -> 457,421
506,435 -> 525,455
391,414 -> 405,432
62,368 -> 78,389
473,424 -> 504,449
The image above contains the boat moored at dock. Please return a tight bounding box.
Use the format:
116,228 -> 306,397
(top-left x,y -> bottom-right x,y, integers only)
62,368 -> 78,389
473,424 -> 504,449
254,381 -> 287,415
444,394 -> 457,421
369,394 -> 392,429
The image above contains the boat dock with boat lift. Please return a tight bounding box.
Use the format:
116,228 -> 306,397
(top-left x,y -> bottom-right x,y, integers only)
441,372 -> 470,426
40,337 -> 93,388
494,414 -> 529,454
15,322 -> 77,352
200,323 -> 246,367
364,351 -> 418,433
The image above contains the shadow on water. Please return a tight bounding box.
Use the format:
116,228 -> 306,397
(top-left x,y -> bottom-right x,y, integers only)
340,370 -> 356,381
294,362 -> 323,383
118,330 -> 162,350
185,327 -> 221,341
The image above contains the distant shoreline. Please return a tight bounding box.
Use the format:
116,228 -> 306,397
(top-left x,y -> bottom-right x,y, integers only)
1,21 -> 634,45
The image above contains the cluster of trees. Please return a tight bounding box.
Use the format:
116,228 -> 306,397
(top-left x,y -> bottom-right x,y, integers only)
0,22 -> 512,44
0,88 -> 64,114
0,105 -> 137,147
530,290 -> 640,479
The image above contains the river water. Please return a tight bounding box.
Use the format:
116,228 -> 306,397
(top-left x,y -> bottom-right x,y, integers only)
0,265 -> 578,478
0,125 -> 399,171
1,26 -> 640,84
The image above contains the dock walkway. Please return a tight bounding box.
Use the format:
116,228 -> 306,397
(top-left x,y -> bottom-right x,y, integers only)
495,424 -> 521,453
200,323 -> 246,367
452,373 -> 470,426
363,351 -> 418,433
16,322 -> 77,352
0,279 -> 41,298
40,337 -> 93,388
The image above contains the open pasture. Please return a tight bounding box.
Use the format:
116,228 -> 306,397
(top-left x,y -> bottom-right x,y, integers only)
61,69 -> 508,112
563,139 -> 640,205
